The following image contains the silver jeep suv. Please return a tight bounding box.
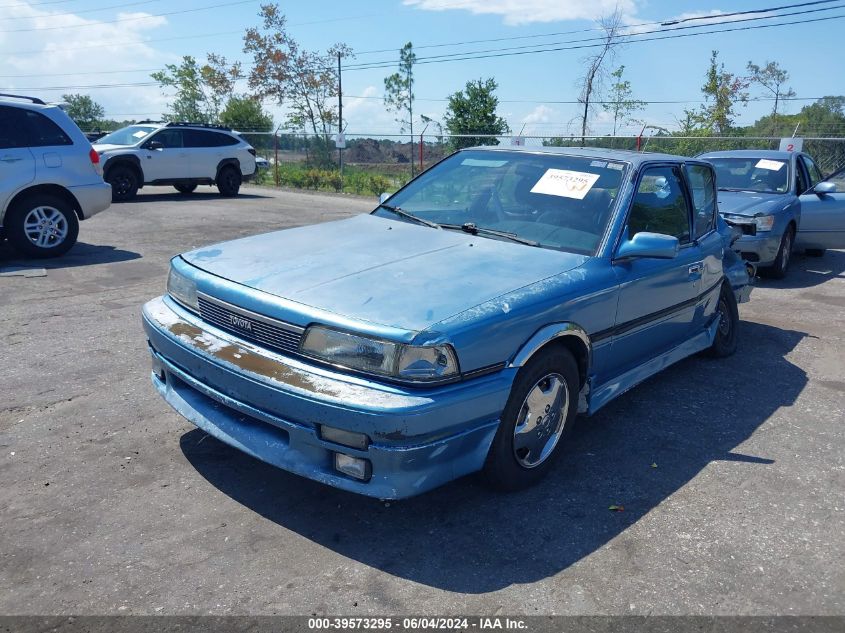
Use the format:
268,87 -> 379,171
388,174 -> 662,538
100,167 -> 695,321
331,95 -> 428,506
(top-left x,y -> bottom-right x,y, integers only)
93,122 -> 257,202
0,94 -> 111,258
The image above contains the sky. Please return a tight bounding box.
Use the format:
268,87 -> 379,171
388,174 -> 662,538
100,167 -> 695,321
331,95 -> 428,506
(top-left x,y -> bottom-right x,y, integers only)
2,0 -> 844,137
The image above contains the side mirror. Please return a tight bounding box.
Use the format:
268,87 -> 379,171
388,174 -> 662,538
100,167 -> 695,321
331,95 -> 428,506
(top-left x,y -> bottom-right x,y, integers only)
379,192 -> 391,204
616,231 -> 680,260
814,181 -> 837,195
146,141 -> 164,151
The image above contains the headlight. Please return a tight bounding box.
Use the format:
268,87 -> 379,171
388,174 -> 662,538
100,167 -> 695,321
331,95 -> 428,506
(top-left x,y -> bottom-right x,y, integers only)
753,214 -> 775,232
300,325 -> 459,382
167,265 -> 199,311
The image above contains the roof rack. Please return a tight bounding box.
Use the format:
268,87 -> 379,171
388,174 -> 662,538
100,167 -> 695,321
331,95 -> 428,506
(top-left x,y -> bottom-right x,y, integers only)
0,93 -> 46,105
165,121 -> 232,131
136,119 -> 164,125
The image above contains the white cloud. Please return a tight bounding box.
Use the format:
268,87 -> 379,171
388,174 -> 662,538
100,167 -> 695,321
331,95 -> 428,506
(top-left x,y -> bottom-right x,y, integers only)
0,1 -> 173,121
522,104 -> 555,125
403,0 -> 639,26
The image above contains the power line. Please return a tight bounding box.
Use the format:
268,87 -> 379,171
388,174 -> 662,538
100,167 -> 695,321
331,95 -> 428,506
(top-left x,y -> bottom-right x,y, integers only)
0,0 -> 163,21
355,0 -> 841,55
0,0 -> 259,32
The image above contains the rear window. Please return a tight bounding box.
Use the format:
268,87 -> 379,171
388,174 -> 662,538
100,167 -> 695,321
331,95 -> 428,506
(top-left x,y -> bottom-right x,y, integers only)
24,110 -> 72,147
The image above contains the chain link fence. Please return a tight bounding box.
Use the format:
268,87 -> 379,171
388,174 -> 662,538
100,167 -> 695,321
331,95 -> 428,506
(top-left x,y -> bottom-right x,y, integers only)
219,132 -> 845,195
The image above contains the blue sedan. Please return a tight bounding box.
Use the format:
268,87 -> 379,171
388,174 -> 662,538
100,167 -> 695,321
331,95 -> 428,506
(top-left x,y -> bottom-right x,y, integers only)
142,147 -> 754,499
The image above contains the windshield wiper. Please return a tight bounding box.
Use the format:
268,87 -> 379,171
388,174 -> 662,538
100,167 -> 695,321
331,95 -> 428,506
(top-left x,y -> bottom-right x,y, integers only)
377,203 -> 441,229
440,222 -> 540,247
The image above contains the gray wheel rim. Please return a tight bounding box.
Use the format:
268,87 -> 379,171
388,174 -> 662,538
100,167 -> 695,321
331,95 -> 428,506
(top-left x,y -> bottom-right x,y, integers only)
512,372 -> 569,469
717,296 -> 732,337
781,231 -> 792,270
23,206 -> 68,249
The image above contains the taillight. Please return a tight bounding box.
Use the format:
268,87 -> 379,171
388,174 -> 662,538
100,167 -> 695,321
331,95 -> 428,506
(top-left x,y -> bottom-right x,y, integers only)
89,148 -> 100,164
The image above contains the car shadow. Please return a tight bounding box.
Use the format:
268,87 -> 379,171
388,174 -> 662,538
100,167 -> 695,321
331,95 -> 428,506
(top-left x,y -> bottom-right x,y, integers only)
758,248 -> 845,289
0,242 -> 141,268
118,191 -> 272,203
180,321 -> 807,594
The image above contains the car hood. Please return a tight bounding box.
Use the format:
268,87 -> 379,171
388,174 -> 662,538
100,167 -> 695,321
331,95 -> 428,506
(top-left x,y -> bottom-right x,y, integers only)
93,143 -> 134,153
717,190 -> 793,217
182,214 -> 589,332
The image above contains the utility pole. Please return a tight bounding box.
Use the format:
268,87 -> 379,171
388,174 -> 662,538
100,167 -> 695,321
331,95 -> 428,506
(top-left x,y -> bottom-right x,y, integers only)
337,52 -> 343,189
408,63 -> 414,178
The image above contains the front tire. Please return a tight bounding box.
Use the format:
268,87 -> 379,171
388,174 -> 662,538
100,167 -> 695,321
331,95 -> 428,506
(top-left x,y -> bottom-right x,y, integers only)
217,166 -> 241,197
765,226 -> 794,279
6,194 -> 79,258
706,283 -> 739,358
483,347 -> 579,491
106,165 -> 139,202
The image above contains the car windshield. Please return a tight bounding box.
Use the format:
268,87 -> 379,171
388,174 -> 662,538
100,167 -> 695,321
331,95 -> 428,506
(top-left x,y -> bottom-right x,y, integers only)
374,150 -> 627,255
709,157 -> 789,194
96,125 -> 157,146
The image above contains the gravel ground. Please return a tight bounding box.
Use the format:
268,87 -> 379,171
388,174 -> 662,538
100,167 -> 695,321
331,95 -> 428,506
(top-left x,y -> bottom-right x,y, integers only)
1,185 -> 843,616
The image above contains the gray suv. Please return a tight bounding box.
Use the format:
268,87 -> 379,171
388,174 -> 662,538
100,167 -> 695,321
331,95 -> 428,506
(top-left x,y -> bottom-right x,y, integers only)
0,94 -> 111,258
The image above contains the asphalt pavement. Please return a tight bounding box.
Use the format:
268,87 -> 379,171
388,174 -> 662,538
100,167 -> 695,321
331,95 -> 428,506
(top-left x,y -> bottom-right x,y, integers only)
1,185 -> 843,615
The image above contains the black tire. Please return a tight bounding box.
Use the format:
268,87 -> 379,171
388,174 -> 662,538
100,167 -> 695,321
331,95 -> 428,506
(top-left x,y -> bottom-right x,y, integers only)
6,194 -> 79,258
706,283 -> 739,358
806,248 -> 825,257
764,225 -> 794,279
106,164 -> 139,202
483,347 -> 579,491
217,165 -> 241,197
174,183 -> 197,194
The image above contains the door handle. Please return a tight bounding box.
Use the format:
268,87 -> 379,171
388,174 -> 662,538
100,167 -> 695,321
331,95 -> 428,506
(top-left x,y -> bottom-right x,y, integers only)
1,156 -> 23,163
688,263 -> 703,276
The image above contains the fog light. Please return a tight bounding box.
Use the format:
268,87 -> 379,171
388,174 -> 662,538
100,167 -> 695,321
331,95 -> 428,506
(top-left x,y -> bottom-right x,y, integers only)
334,453 -> 372,481
320,425 -> 370,450
151,351 -> 165,382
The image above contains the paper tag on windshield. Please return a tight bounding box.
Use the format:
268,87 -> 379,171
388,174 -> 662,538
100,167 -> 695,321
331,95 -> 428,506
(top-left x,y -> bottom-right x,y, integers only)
132,130 -> 149,139
755,159 -> 785,171
530,169 -> 600,199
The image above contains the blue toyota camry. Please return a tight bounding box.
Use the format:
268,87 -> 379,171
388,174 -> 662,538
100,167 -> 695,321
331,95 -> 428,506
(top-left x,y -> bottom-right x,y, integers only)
142,147 -> 754,499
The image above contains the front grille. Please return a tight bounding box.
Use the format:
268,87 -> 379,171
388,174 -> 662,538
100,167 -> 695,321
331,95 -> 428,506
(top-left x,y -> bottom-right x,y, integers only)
197,296 -> 303,356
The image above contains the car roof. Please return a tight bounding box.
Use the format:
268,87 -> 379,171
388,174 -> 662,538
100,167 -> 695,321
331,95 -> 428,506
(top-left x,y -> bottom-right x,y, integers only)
460,144 -> 696,166
696,149 -> 794,160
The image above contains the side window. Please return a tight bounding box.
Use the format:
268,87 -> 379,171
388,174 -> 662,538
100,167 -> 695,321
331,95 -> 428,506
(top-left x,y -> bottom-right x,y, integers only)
0,106 -> 31,148
182,130 -> 208,148
24,111 -> 72,147
215,132 -> 239,146
150,129 -> 183,149
628,166 -> 691,243
801,156 -> 823,187
795,161 -> 808,195
685,164 -> 716,239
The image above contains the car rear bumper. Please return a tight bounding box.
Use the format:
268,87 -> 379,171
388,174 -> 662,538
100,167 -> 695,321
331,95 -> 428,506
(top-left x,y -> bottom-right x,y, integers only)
69,181 -> 111,219
141,296 -> 514,499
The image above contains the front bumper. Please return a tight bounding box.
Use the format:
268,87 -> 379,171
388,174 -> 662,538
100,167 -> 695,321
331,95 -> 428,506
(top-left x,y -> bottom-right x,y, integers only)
731,231 -> 783,267
142,296 -> 514,499
69,181 -> 111,219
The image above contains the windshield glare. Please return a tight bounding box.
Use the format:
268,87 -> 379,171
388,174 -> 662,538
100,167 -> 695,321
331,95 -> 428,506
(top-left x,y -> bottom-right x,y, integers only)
376,150 -> 627,255
710,157 -> 789,194
96,125 -> 157,146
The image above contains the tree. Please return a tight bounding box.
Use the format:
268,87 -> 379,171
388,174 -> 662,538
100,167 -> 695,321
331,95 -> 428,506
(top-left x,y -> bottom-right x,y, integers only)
151,54 -> 240,123
384,42 -> 416,174
62,94 -> 105,130
244,4 -> 348,136
698,50 -> 749,135
220,96 -> 273,132
444,78 -> 509,149
603,66 -> 645,136
746,60 -> 795,135
576,9 -> 625,145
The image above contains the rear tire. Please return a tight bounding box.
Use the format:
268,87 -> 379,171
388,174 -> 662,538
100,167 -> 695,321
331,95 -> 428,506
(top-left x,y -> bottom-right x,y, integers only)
106,165 -> 139,202
174,183 -> 197,194
217,166 -> 241,197
706,283 -> 739,358
764,226 -> 794,279
6,194 -> 79,258
483,347 -> 579,492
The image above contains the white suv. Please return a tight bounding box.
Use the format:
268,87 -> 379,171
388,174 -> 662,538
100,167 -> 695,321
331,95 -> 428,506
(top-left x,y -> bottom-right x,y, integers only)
93,122 -> 257,201
0,94 -> 111,258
